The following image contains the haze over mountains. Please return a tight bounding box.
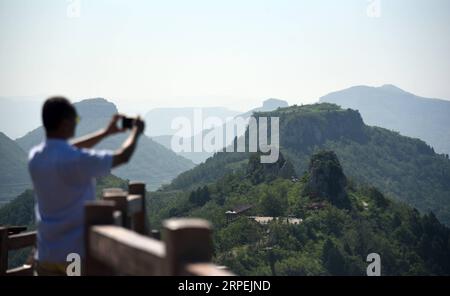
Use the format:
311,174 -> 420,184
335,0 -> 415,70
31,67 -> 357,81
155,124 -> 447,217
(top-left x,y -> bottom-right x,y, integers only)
151,98 -> 289,164
320,85 -> 450,155
15,98 -> 195,191
0,96 -> 290,201
147,106 -> 241,164
239,98 -> 289,118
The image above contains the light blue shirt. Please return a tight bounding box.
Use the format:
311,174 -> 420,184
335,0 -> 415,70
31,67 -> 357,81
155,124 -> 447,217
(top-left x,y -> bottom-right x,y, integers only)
28,139 -> 113,263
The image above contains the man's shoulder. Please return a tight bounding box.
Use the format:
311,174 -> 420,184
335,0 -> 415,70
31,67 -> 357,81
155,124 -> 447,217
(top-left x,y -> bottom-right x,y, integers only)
28,140 -> 79,162
28,142 -> 46,161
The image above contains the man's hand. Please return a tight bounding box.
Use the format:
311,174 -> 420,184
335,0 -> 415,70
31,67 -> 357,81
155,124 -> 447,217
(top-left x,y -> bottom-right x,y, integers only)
134,116 -> 145,135
72,114 -> 132,149
105,114 -> 126,136
112,117 -> 146,168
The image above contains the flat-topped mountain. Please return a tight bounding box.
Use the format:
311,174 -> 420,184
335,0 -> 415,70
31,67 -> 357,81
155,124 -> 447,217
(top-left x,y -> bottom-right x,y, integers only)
320,85 -> 450,155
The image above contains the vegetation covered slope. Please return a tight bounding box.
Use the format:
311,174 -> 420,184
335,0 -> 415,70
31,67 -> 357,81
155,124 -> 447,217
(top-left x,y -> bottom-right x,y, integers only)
0,132 -> 31,204
151,98 -> 289,164
165,103 -> 450,225
151,151 -> 450,275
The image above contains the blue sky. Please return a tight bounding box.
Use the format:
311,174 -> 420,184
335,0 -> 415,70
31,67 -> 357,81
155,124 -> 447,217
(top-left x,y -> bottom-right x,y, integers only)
1,0 -> 449,111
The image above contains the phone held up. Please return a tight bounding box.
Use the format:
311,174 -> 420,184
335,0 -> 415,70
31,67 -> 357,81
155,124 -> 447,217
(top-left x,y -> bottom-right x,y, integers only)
121,116 -> 134,130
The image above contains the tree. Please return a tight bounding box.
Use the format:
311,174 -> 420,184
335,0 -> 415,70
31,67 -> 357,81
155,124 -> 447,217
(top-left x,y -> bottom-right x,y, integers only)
322,239 -> 347,275
260,184 -> 288,217
189,186 -> 211,207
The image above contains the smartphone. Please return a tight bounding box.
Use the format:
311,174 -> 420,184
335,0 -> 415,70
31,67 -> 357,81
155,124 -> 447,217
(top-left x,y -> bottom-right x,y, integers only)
121,117 -> 134,129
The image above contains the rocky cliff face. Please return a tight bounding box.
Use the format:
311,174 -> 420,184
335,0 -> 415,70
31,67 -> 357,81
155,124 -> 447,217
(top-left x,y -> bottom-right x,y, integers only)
15,98 -> 195,190
280,107 -> 368,153
303,151 -> 350,209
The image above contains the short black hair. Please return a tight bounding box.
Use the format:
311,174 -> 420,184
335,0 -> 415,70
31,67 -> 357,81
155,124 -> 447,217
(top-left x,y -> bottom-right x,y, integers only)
42,96 -> 77,132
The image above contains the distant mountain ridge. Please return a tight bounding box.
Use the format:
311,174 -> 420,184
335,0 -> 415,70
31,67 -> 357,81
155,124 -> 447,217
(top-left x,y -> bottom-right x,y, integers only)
320,84 -> 450,155
0,96 -> 43,139
16,98 -> 195,190
152,98 -> 289,164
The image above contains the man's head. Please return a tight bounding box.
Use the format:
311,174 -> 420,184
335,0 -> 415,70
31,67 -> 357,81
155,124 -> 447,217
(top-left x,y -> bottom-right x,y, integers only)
42,97 -> 78,139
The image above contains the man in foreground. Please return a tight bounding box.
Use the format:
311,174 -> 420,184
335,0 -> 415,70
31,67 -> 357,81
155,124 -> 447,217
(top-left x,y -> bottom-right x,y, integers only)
28,96 -> 144,275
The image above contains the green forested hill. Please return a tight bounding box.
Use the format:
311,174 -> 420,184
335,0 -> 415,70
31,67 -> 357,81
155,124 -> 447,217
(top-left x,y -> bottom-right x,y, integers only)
0,132 -> 31,205
151,151 -> 450,275
165,103 -> 450,225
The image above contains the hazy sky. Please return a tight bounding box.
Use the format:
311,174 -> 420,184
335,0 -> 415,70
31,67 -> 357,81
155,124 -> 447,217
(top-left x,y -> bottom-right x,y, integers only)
1,0 -> 450,112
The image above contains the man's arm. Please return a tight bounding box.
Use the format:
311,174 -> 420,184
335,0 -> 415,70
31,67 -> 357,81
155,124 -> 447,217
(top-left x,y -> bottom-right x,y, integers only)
71,114 -> 124,149
112,118 -> 145,168
71,128 -> 108,149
